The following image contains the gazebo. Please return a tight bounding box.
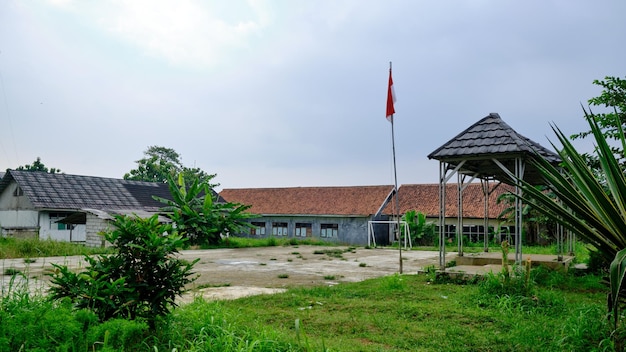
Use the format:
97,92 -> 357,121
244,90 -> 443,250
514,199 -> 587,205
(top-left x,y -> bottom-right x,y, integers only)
427,113 -> 566,269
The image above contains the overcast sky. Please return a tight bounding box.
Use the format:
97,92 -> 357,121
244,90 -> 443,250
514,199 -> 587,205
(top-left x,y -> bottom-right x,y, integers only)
1,1 -> 625,190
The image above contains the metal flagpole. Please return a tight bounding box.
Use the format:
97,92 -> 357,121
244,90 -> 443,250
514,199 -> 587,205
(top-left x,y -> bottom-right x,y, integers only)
389,61 -> 402,274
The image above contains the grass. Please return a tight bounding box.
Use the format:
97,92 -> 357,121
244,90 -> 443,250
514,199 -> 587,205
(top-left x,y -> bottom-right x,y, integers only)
0,268 -> 614,351
0,237 -> 112,259
0,237 -> 613,350
206,236 -> 337,249
413,241 -> 591,262
312,247 -> 356,259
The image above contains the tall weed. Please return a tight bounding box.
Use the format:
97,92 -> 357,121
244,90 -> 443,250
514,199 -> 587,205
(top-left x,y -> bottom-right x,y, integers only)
0,237 -> 112,259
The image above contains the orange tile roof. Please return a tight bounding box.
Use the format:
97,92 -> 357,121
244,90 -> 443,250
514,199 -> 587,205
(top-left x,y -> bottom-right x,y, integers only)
220,185 -> 394,216
386,183 -> 513,219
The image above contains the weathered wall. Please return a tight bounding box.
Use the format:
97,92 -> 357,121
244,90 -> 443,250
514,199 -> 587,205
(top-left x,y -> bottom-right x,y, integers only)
85,214 -> 113,247
235,215 -> 374,246
0,181 -> 39,235
38,212 -> 87,242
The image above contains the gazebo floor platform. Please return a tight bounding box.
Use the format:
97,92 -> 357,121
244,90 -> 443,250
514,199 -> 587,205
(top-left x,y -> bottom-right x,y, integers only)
442,252 -> 575,278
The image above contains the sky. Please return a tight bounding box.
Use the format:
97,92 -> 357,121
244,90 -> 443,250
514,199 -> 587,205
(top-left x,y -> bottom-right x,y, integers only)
1,1 -> 625,191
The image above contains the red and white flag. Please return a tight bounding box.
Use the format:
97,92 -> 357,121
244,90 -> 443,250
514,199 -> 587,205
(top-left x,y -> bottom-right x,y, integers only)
386,69 -> 396,122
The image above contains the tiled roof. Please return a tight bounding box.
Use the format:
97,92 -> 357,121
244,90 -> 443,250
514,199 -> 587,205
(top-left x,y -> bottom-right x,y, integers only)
384,183 -> 513,219
0,170 -> 172,211
427,113 -> 561,185
219,185 -> 395,216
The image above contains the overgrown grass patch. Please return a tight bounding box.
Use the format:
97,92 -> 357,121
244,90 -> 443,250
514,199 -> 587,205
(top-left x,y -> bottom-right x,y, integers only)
0,237 -> 112,259
225,274 -> 609,351
206,237 -> 336,249
0,265 -> 614,351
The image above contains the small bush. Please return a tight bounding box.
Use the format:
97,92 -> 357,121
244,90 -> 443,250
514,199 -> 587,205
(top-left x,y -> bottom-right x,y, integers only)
48,215 -> 198,327
587,249 -> 609,274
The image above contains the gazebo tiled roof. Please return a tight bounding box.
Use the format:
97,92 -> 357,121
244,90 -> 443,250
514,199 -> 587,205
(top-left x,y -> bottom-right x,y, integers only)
427,113 -> 561,185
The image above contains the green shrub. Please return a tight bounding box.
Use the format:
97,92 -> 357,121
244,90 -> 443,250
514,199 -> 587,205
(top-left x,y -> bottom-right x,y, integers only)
587,249 -> 610,274
48,215 -> 198,327
0,297 -> 86,351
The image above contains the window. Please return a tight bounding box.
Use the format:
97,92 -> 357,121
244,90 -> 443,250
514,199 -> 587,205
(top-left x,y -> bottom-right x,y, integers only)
320,223 -> 338,238
250,222 -> 266,235
272,222 -> 288,236
13,186 -> 23,196
295,223 -> 312,237
463,225 -> 485,243
435,224 -> 457,239
49,212 -> 72,231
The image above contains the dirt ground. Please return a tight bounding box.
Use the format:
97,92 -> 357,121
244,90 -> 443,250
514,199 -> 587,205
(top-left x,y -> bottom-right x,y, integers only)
0,245 -> 452,303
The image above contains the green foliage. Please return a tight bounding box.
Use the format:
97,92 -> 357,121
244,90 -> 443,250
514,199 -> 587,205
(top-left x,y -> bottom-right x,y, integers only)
588,248 -> 610,274
155,174 -> 254,246
517,105 -> 626,337
14,156 -> 61,173
0,236 -> 112,259
0,273 -> 613,351
48,215 -> 198,326
87,318 -> 149,350
124,145 -> 217,186
401,209 -> 436,245
571,76 -> 626,169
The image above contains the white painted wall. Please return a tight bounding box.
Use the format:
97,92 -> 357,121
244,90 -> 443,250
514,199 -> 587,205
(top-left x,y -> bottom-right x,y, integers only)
38,212 -> 86,242
0,209 -> 39,229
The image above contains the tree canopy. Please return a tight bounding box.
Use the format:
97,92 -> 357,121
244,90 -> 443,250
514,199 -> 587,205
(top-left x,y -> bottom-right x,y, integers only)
124,145 -> 216,187
13,157 -> 61,173
570,76 -> 626,169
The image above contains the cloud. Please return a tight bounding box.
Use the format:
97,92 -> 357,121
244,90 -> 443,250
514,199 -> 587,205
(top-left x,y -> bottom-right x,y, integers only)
43,0 -> 272,69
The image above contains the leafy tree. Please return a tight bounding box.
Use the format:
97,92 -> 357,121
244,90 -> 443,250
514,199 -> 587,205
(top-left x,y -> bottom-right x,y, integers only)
515,107 -> 626,342
48,215 -> 197,328
124,145 -> 216,186
571,76 -> 626,169
401,210 -> 436,246
155,174 -> 254,246
14,157 -> 61,173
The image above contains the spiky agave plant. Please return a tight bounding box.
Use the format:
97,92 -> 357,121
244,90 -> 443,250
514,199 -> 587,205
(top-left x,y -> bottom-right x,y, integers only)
515,107 -> 626,330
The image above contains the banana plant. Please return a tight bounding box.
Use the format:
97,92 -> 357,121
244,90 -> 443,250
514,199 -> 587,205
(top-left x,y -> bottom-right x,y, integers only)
515,107 -> 626,330
402,209 -> 436,246
155,174 -> 254,246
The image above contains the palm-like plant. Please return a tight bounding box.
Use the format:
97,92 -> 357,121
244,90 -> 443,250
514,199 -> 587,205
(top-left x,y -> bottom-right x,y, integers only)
516,108 -> 626,330
155,174 -> 254,246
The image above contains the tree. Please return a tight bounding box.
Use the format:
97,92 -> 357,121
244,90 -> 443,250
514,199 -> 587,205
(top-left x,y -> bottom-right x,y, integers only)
155,174 -> 254,246
15,157 -> 61,173
48,215 -> 197,328
571,76 -> 626,170
516,107 -> 626,341
401,210 -> 436,246
124,145 -> 217,186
